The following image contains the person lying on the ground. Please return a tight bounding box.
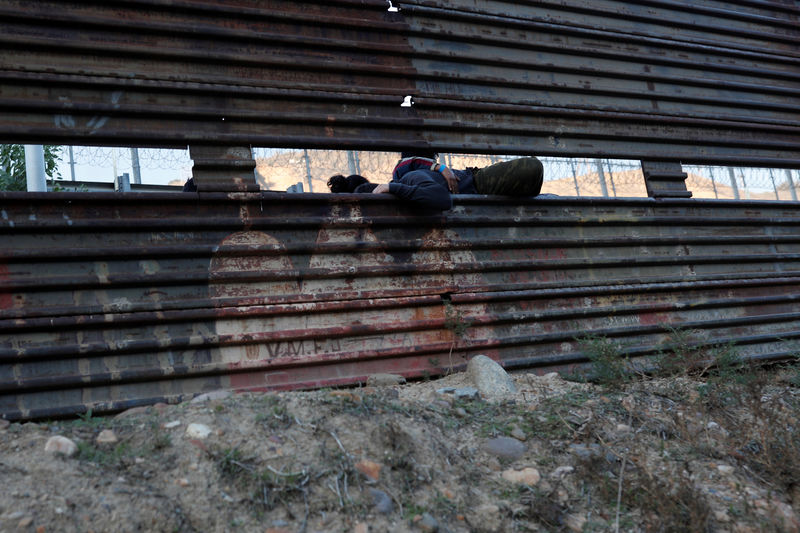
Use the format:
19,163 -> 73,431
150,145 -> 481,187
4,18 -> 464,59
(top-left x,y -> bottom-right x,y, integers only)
392,151 -> 543,196
328,171 -> 452,211
327,153 -> 544,211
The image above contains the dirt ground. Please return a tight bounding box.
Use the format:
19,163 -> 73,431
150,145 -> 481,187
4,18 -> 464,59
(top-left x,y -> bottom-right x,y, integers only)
1,365 -> 799,533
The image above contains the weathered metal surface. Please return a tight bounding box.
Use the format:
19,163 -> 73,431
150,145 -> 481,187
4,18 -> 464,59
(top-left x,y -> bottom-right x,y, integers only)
2,192 -> 800,420
0,1 -> 798,165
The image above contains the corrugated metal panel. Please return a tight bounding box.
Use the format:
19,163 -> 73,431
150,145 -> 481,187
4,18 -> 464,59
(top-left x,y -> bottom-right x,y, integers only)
2,192 -> 800,420
0,0 -> 798,165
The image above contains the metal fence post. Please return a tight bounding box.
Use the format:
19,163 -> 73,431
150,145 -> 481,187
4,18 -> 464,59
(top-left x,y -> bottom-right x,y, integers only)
115,172 -> 131,192
68,146 -> 76,181
595,159 -> 609,197
727,167 -> 740,199
786,170 -> 798,202
130,148 -> 141,184
303,149 -> 314,192
24,145 -> 47,192
604,159 -> 617,197
569,160 -> 580,196
709,167 -> 719,199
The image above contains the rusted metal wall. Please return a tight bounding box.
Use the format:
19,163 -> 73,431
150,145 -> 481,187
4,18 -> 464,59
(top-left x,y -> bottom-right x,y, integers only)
2,2 -> 800,420
0,0 -> 798,165
3,192 -> 800,420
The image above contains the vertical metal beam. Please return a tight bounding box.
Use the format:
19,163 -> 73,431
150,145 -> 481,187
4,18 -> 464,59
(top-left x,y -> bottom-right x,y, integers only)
727,168 -> 741,200
130,148 -> 142,185
569,160 -> 581,196
604,159 -> 618,197
24,145 -> 47,192
68,146 -> 76,182
114,172 -> 131,192
303,149 -> 314,193
709,167 -> 719,199
769,169 -> 779,200
595,159 -> 609,197
785,170 -> 798,202
347,151 -> 358,176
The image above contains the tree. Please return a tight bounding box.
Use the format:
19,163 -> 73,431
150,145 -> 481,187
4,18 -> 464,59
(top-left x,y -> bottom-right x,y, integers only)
0,144 -> 62,191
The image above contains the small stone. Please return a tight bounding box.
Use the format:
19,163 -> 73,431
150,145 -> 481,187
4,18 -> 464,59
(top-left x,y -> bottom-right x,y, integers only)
95,429 -> 118,445
366,374 -> 406,387
454,407 -> 468,417
484,437 -> 526,461
353,523 -> 369,533
552,466 -> 575,478
436,387 -> 456,395
615,423 -> 632,435
432,400 -> 451,410
502,467 -> 541,486
355,459 -> 382,481
163,420 -> 181,429
717,464 -> 735,475
18,517 -> 33,528
177,478 -> 190,487
190,390 -> 231,403
621,395 -> 635,412
564,513 -> 587,532
0,418 -> 10,430
417,513 -> 439,532
467,355 -> 517,400
185,423 -> 212,439
453,387 -> 480,400
368,488 -> 393,514
36,526 -> 46,533
714,509 -> 731,523
542,372 -> 561,380
510,425 -> 527,441
44,436 -> 78,457
568,443 -> 602,460
329,390 -> 360,402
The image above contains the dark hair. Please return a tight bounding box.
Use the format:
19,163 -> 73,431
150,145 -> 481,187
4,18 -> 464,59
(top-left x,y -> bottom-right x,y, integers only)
327,174 -> 370,193
354,182 -> 378,194
400,150 -> 438,160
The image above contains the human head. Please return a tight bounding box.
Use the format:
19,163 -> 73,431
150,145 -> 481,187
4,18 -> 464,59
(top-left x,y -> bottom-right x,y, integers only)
327,174 -> 370,193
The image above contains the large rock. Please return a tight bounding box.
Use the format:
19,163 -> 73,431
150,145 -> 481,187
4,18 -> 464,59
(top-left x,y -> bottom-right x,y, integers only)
467,355 -> 517,400
44,436 -> 78,457
484,437 -> 526,461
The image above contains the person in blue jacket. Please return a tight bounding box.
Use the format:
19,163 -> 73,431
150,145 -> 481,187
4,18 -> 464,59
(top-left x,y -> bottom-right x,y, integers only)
327,151 -> 543,211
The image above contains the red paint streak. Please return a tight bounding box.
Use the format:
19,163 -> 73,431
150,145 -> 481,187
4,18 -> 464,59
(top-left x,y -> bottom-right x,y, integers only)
638,312 -> 669,327
0,264 -> 12,310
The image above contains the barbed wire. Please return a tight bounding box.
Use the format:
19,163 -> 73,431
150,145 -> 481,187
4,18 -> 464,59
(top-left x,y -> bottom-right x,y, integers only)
57,145 -> 800,201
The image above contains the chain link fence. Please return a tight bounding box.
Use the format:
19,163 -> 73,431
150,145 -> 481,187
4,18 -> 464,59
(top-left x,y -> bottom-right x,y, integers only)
55,146 -> 800,201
